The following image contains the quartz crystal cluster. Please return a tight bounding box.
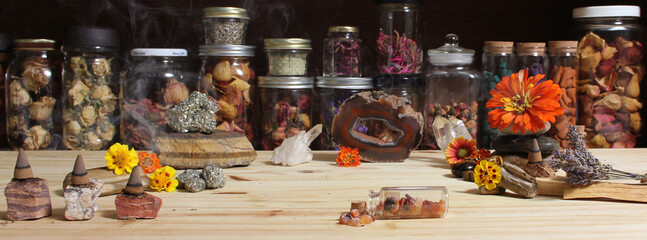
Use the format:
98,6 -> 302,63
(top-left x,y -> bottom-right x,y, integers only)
270,124 -> 322,166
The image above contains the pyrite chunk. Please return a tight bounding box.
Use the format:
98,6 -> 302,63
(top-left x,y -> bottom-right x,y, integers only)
167,91 -> 220,134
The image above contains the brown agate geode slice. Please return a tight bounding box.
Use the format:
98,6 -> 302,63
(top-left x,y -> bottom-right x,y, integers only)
332,91 -> 423,162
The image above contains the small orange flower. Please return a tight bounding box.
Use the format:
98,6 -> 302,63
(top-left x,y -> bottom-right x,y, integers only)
336,146 -> 361,167
470,148 -> 491,161
445,137 -> 476,165
138,151 -> 162,174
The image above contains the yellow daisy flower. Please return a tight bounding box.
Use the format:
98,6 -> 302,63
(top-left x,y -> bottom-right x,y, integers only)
474,160 -> 502,190
149,166 -> 179,192
105,143 -> 139,175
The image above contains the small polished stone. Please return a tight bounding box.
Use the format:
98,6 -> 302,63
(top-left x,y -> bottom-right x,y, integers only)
451,161 -> 476,178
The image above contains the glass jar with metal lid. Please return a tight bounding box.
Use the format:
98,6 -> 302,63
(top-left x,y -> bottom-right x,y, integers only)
573,5 -> 644,148
422,34 -> 480,150
323,26 -> 361,77
199,45 -> 256,141
258,76 -> 314,150
516,42 -> 547,77
546,41 -> 578,147
0,33 -> 12,148
62,26 -> 120,150
264,38 -> 312,76
316,77 -> 373,150
203,7 -> 250,45
5,39 -> 62,150
120,48 -> 191,150
376,0 -> 423,75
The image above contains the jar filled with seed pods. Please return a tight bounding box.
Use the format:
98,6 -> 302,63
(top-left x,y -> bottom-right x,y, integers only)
5,39 -> 63,150
62,26 -> 120,150
546,41 -> 578,147
265,38 -> 312,76
200,45 -> 256,142
121,48 -> 192,150
323,26 -> 362,77
203,7 -> 250,45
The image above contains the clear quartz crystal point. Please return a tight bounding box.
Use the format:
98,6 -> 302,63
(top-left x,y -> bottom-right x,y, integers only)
271,124 -> 323,166
432,116 -> 472,152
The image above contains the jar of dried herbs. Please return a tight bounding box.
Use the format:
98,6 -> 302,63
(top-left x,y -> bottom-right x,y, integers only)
121,48 -> 192,150
258,76 -> 314,150
546,41 -> 578,147
199,45 -> 256,142
478,41 -> 515,149
203,7 -> 249,45
62,26 -> 120,150
0,33 -> 12,148
323,26 -> 361,77
5,39 -> 62,150
422,34 -> 480,150
516,42 -> 547,77
573,5 -> 644,148
265,38 -> 312,76
376,0 -> 423,75
316,77 -> 373,150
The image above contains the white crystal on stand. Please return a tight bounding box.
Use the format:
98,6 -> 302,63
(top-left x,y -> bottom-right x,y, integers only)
432,116 -> 472,152
271,124 -> 323,166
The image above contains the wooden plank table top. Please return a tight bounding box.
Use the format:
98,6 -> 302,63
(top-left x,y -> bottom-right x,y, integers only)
1,149 -> 647,239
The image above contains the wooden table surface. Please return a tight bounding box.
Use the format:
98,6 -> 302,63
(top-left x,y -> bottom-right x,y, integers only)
1,149 -> 646,239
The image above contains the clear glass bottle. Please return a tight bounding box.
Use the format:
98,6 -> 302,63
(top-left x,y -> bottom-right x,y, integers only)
546,41 -> 578,147
264,38 -> 312,76
62,26 -> 120,150
374,75 -> 423,113
478,41 -> 515,149
376,0 -> 423,75
258,76 -> 314,150
368,186 -> 448,219
5,39 -> 62,150
316,77 -> 373,150
0,33 -> 12,148
202,7 -> 249,45
323,26 -> 361,77
573,5 -> 644,148
120,48 -> 191,150
516,42 -> 547,77
422,34 -> 480,150
199,45 -> 256,142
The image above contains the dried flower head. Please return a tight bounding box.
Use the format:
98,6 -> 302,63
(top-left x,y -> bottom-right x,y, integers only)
336,146 -> 361,167
105,143 -> 139,175
149,166 -> 179,192
138,151 -> 162,174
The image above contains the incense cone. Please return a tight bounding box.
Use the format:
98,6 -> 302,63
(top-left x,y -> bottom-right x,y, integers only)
14,149 -> 34,179
71,155 -> 90,186
123,166 -> 144,195
528,138 -> 543,163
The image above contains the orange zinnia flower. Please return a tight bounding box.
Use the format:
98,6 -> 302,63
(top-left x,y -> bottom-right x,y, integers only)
485,70 -> 564,134
138,151 -> 162,174
336,146 -> 361,167
445,137 -> 476,165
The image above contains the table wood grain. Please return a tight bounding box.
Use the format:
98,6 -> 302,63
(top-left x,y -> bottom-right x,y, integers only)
1,149 -> 647,239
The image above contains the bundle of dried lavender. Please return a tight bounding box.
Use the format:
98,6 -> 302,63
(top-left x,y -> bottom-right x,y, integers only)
550,124 -> 645,185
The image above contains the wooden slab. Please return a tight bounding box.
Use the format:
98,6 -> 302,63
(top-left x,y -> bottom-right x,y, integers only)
537,176 -> 647,203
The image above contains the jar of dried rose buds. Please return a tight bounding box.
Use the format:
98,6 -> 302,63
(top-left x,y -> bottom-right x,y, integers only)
5,39 -> 63,150
323,26 -> 362,77
258,76 -> 314,150
199,45 -> 256,142
62,26 -> 120,150
203,7 -> 249,45
121,48 -> 192,150
264,38 -> 312,76
546,41 -> 578,147
573,5 -> 644,148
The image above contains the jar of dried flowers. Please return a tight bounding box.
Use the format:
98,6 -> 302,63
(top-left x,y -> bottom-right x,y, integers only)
120,48 -> 192,150
264,38 -> 312,76
376,0 -> 423,75
315,77 -> 373,150
202,7 -> 250,45
478,41 -> 516,149
258,76 -> 314,150
323,26 -> 361,77
546,41 -> 578,147
199,45 -> 256,142
573,5 -> 644,148
516,42 -> 547,77
62,26 -> 120,150
0,33 -> 12,148
373,74 -> 423,114
422,34 -> 481,150
5,39 -> 62,150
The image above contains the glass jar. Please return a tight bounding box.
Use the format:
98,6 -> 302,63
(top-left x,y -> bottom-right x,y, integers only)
62,26 -> 120,150
0,33 -> 12,148
368,186 -> 448,219
573,5 -> 644,148
478,41 -> 516,149
374,75 -> 423,113
120,48 -> 191,150
422,34 -> 480,150
516,42 -> 547,77
5,39 -> 62,150
199,45 -> 256,142
258,76 -> 314,150
376,0 -> 423,75
265,38 -> 311,76
316,77 -> 373,150
546,41 -> 578,147
202,7 -> 249,45
323,26 -> 361,77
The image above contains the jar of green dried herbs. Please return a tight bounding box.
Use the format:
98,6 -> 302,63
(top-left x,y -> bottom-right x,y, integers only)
264,38 -> 312,76
203,7 -> 250,45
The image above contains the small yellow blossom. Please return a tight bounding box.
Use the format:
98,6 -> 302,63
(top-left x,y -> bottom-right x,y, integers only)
474,159 -> 502,190
149,166 -> 179,192
105,143 -> 139,175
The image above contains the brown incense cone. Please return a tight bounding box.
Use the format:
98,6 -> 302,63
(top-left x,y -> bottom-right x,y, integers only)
14,149 -> 34,179
123,166 -> 144,195
528,138 -> 543,163
71,155 -> 90,186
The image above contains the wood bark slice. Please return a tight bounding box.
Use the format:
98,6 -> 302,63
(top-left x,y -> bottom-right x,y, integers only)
154,130 -> 257,169
63,167 -> 150,197
498,162 -> 538,198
